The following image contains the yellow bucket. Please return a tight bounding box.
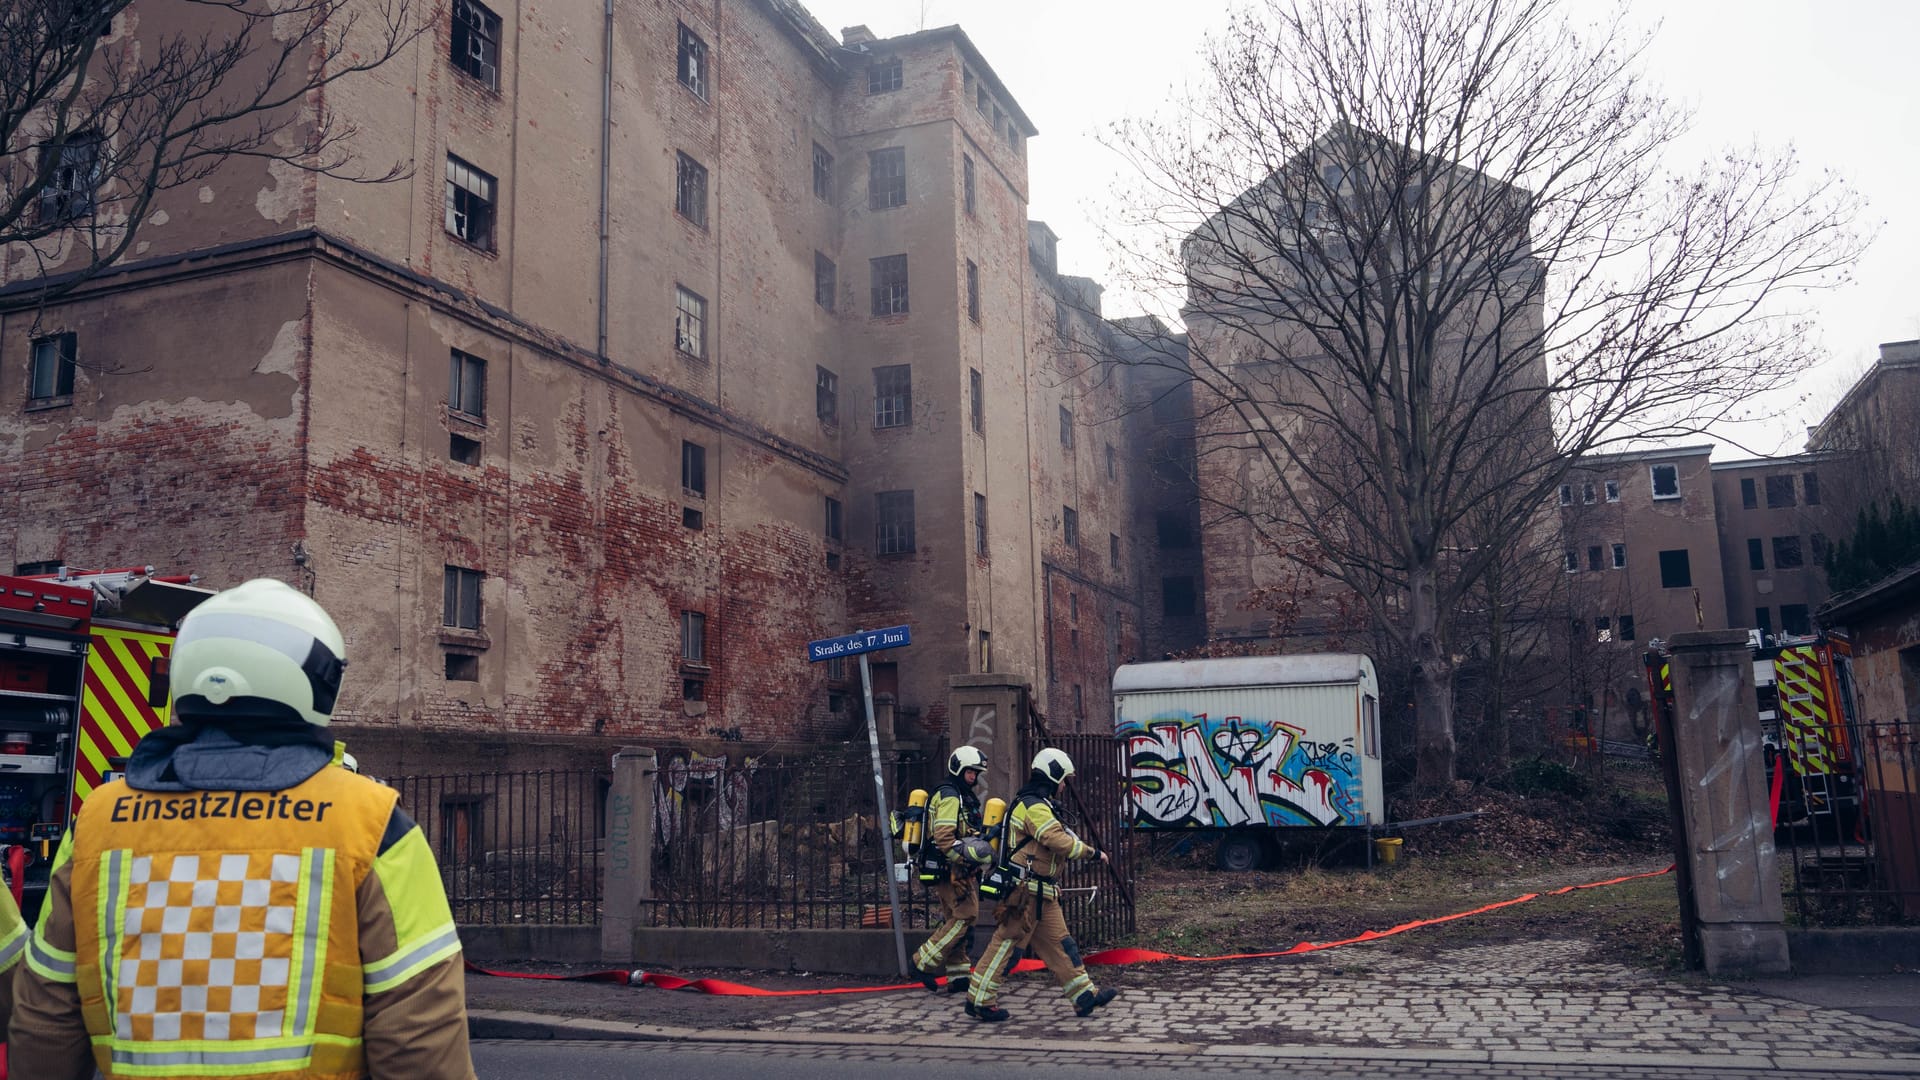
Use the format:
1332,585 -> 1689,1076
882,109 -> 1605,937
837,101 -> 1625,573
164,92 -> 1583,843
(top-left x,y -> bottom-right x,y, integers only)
1373,836 -> 1404,865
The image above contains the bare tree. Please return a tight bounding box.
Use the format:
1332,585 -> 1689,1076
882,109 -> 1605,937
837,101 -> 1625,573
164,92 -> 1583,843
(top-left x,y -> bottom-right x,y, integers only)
1098,0 -> 1863,788
2,0 -> 421,305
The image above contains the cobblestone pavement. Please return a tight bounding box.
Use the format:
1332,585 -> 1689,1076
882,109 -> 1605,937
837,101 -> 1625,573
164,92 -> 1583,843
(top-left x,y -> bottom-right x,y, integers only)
769,940 -> 1920,1066
471,1039 -> 1920,1079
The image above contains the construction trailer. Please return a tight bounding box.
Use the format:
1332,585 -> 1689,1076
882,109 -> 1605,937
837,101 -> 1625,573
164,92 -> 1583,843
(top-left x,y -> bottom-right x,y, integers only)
1113,655 -> 1385,870
0,567 -> 212,918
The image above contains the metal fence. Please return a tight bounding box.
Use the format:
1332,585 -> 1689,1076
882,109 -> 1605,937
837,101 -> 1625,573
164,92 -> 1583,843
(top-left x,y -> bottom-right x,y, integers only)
1777,714 -> 1920,927
1019,730 -> 1136,945
643,747 -> 941,930
391,768 -> 607,926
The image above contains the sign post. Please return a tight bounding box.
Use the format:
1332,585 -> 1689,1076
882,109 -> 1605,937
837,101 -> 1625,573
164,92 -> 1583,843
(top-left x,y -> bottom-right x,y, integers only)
805,624 -> 913,975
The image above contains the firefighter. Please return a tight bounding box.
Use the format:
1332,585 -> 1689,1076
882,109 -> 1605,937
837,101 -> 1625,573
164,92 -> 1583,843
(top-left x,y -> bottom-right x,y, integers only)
1,854 -> 23,1031
911,745 -> 989,993
965,748 -> 1117,1022
9,578 -> 476,1080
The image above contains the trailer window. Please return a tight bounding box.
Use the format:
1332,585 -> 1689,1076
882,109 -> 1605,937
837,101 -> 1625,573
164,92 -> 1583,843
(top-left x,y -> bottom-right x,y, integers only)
1363,694 -> 1379,758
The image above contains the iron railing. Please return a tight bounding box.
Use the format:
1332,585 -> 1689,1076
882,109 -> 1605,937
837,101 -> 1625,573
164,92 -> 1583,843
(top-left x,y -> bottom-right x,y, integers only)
644,746 -> 941,930
1777,714 -> 1920,927
391,768 -> 608,925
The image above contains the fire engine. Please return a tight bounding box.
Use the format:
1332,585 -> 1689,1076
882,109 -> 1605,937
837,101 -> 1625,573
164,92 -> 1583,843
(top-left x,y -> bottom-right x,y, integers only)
0,566 -> 212,918
1644,631 -> 1862,836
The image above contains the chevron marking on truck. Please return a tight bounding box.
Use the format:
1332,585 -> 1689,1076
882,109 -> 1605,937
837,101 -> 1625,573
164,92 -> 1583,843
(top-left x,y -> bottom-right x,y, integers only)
75,625 -> 174,809
1775,645 -> 1832,776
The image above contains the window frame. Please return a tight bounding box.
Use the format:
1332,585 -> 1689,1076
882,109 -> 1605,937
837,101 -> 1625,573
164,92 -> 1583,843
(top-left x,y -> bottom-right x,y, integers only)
1747,537 -> 1765,572
680,610 -> 707,664
969,368 -> 984,433
1587,545 -> 1603,572
28,333 -> 77,402
965,259 -> 980,323
1058,405 -> 1073,450
676,23 -> 709,100
963,154 -> 976,216
1649,463 -> 1680,500
814,252 -> 836,311
824,496 -> 843,544
1557,484 -> 1573,506
868,148 -> 906,210
1772,534 -> 1804,570
674,285 -> 707,359
1611,543 -> 1626,570
451,0 -> 502,90
680,440 -> 707,498
1740,477 -> 1758,509
1765,474 -> 1796,509
875,490 -> 916,555
1618,614 -> 1636,641
443,565 -> 484,630
675,151 -> 709,229
444,154 -> 498,251
815,366 -> 838,424
1604,480 -> 1620,503
1803,471 -> 1821,506
872,364 -> 911,429
448,348 -> 486,420
974,492 -> 988,556
811,143 -> 833,202
1563,550 -> 1578,574
869,254 -> 909,316
1061,505 -> 1079,547
868,57 -> 902,93
38,131 -> 102,224
1109,532 -> 1121,571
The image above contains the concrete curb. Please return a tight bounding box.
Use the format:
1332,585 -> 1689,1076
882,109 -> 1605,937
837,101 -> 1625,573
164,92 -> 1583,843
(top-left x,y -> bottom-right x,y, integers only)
467,1010 -> 1920,1073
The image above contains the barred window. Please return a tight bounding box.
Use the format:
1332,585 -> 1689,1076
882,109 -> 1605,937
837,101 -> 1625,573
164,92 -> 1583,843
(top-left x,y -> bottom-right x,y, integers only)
876,490 -> 915,555
869,148 -> 906,210
674,286 -> 706,358
873,365 -> 911,428
870,254 -> 909,316
445,155 -> 496,250
451,0 -> 501,89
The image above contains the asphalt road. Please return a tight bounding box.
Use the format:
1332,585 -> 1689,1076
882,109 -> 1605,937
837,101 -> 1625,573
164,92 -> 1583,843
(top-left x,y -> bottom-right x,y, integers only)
470,1040 -> 1920,1080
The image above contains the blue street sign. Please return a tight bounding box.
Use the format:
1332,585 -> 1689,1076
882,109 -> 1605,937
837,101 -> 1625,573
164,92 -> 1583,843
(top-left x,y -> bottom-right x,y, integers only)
806,624 -> 912,663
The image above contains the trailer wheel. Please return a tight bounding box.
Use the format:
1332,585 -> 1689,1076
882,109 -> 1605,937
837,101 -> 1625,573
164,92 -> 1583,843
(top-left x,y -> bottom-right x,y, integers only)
1215,832 -> 1264,872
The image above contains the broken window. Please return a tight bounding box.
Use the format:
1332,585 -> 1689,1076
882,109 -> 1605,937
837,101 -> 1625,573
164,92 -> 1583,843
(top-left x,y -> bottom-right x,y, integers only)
675,152 -> 708,227
677,23 -> 708,99
452,0 -> 502,89
674,285 -> 706,358
38,132 -> 101,223
445,155 -> 496,250
1649,463 -> 1680,499
1162,576 -> 1196,617
815,366 -> 837,423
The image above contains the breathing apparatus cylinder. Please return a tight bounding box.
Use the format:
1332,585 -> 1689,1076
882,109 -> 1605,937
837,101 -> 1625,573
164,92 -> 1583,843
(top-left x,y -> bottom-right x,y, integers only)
981,797 -> 1008,856
901,788 -> 929,851
977,797 -> 1016,900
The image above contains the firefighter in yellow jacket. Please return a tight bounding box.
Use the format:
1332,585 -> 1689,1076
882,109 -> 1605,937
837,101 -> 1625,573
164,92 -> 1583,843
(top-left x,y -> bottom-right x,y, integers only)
9,578 -> 475,1080
1,855 -> 24,1032
911,745 -> 989,993
966,748 -> 1117,1022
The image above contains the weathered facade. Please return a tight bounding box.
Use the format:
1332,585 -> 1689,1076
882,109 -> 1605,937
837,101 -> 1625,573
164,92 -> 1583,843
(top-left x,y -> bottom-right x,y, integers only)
1,3 -> 1148,768
1709,454 -> 1839,638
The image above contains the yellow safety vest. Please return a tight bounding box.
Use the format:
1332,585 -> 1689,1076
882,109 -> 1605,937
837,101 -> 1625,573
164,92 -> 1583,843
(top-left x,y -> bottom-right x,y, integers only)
50,764 -> 438,1079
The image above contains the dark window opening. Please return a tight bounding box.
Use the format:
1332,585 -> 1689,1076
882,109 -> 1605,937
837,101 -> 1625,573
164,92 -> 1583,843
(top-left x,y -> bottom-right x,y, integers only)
969,368 -> 984,433
1765,474 -> 1795,509
870,254 -> 909,316
449,348 -> 486,418
873,364 -> 911,428
814,253 -> 836,311
1772,535 -> 1803,569
1802,471 -> 1821,505
868,148 -> 906,210
29,333 -> 77,401
1061,506 -> 1078,547
1780,603 -> 1811,636
811,143 -> 833,202
1755,606 -> 1773,635
824,496 -> 843,543
815,366 -> 838,423
974,493 -> 988,556
681,440 -> 706,497
682,506 -> 704,530
1156,512 -> 1194,549
1618,615 -> 1636,641
451,0 -> 502,89
1059,405 -> 1074,449
1747,538 -> 1765,571
450,433 -> 481,465
443,566 -> 483,630
38,132 -> 101,223
681,611 -> 706,662
1650,464 -> 1680,499
1611,543 -> 1626,569
1658,549 -> 1692,589
876,490 -> 916,555
1740,477 -> 1758,509
1162,576 -> 1197,618
445,653 -> 479,681
966,259 -> 980,322
963,154 -> 976,215
676,23 -> 708,99
1587,545 -> 1603,572
445,155 -> 497,250
675,152 -> 708,228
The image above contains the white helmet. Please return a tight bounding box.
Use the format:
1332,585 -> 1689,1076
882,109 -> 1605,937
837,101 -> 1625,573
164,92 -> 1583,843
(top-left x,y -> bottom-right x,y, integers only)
1032,747 -> 1075,784
170,579 -> 347,728
948,745 -> 987,778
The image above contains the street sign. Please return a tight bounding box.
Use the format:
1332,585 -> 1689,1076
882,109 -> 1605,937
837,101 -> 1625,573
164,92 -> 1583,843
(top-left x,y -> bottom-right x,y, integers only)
805,624 -> 911,663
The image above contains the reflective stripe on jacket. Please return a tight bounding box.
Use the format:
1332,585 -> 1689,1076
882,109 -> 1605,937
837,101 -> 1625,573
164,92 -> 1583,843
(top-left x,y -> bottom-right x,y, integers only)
1,858 -> 25,1028
20,765 -> 466,1079
1009,794 -> 1094,896
927,783 -> 980,862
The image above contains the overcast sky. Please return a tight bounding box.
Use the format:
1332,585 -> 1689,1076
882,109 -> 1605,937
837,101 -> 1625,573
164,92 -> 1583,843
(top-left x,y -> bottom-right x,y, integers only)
798,0 -> 1919,455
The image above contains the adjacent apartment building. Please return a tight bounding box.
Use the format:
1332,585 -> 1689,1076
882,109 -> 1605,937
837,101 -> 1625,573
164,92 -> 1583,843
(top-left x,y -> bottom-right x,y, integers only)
1,2 -> 1152,769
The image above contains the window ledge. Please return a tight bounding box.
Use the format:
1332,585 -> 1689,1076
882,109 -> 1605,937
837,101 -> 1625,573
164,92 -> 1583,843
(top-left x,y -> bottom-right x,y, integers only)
25,395 -> 73,412
680,660 -> 712,675
446,407 -> 487,432
439,628 -> 491,650
447,235 -> 499,259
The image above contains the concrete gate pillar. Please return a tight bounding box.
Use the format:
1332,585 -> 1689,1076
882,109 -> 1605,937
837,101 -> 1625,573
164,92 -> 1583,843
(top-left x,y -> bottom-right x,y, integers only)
1665,630 -> 1791,975
600,746 -> 657,962
947,675 -> 1030,807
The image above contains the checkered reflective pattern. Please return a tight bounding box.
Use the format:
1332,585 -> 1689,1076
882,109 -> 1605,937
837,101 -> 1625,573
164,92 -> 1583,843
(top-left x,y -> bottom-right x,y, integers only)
116,852 -> 300,1041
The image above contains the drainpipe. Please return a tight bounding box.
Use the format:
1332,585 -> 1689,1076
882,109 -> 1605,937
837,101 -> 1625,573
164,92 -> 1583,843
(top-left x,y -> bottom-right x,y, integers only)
597,0 -> 613,360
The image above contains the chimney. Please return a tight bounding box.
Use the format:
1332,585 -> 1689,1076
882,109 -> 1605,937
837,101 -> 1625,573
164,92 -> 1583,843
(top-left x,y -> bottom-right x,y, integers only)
842,25 -> 876,45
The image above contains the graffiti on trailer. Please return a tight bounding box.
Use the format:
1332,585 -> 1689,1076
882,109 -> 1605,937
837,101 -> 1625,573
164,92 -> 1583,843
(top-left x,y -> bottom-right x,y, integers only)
1122,712 -> 1362,827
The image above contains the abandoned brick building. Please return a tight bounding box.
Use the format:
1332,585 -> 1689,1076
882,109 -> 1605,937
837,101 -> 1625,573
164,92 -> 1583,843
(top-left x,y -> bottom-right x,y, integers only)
0,2 -> 1206,772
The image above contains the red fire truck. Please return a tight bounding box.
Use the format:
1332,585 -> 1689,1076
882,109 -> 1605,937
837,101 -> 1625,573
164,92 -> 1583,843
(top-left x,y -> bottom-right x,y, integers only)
0,567 -> 211,918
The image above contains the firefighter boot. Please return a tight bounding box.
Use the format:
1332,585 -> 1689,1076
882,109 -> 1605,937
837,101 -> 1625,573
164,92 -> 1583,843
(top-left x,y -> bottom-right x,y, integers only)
946,975 -> 970,995
913,964 -> 940,992
971,1003 -> 1009,1022
1074,988 -> 1118,1017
